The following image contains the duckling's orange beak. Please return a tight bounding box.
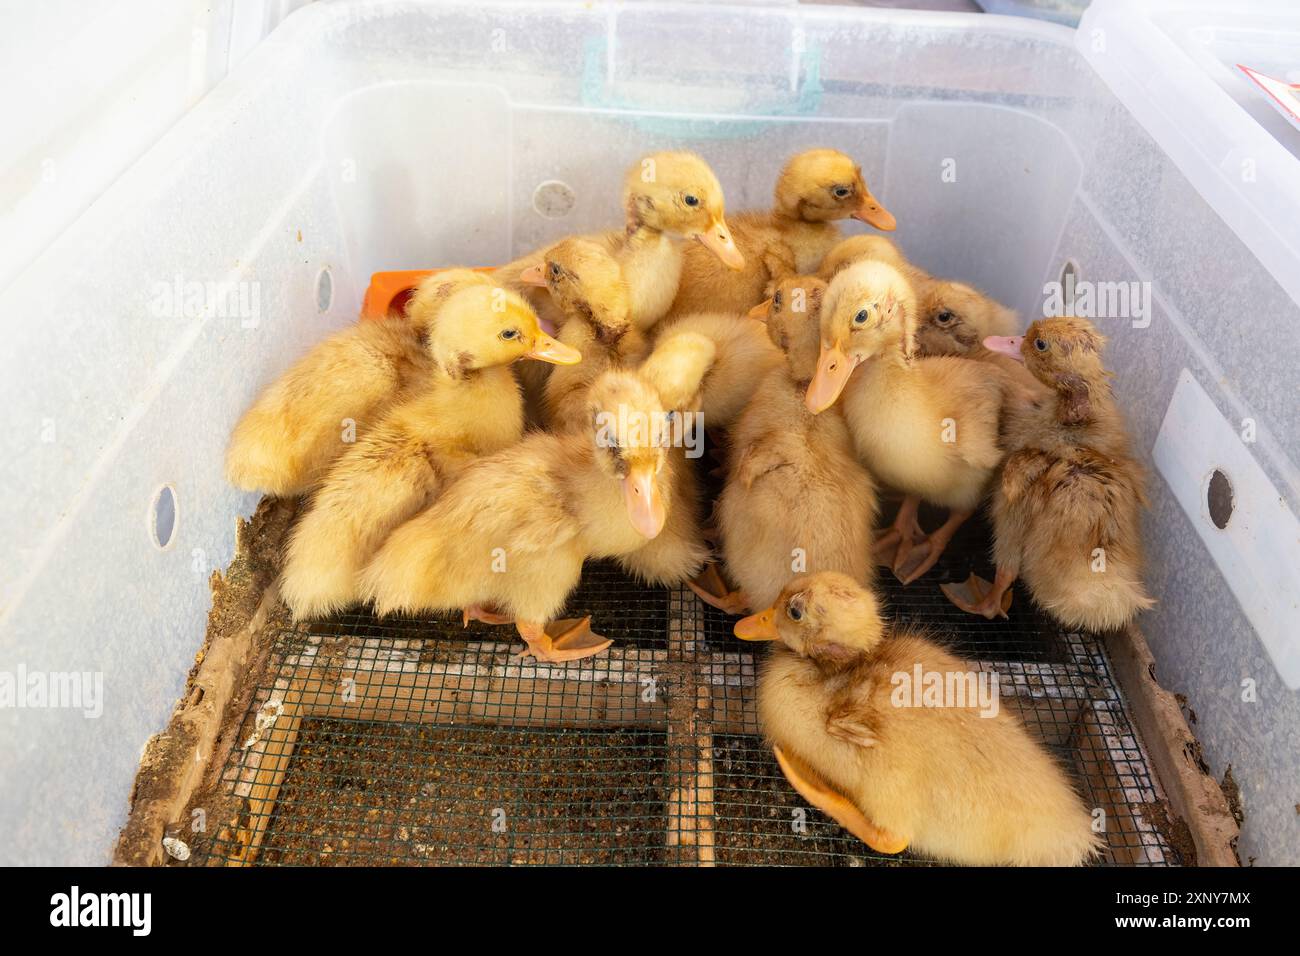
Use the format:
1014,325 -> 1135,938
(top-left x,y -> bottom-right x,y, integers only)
735,607 -> 778,641
805,341 -> 858,414
525,331 -> 582,365
623,461 -> 666,539
853,193 -> 896,232
518,263 -> 548,287
748,299 -> 772,320
983,335 -> 1025,362
696,218 -> 745,271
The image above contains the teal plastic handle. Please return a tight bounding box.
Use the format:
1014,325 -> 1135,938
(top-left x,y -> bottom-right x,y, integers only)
579,35 -> 823,140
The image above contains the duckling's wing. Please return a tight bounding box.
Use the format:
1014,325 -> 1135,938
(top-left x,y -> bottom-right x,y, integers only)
773,746 -> 909,855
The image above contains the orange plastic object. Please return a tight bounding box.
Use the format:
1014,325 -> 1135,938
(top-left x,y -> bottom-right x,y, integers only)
360,267 -> 496,321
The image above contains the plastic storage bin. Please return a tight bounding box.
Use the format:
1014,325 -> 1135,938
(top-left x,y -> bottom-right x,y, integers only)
1,0 -> 1297,865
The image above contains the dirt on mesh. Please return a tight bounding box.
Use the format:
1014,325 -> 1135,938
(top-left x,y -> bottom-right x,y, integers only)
114,495 -> 298,866
1138,799 -> 1197,866
256,721 -> 670,865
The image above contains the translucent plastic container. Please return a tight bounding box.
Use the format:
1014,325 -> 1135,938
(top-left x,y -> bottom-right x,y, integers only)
1,0 -> 1297,864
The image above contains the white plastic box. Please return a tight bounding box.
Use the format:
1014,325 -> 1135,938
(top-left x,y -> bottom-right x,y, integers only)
1,0 -> 1297,865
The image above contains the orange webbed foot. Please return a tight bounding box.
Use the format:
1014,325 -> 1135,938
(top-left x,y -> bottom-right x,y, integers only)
892,537 -> 945,585
687,564 -> 751,615
772,746 -> 908,855
939,573 -> 1013,620
513,617 -> 613,663
462,605 -> 515,627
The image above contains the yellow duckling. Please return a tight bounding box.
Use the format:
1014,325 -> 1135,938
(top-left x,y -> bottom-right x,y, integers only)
360,364 -> 711,662
224,269 -> 491,496
943,317 -> 1154,630
500,151 -> 744,334
535,238 -> 648,431
818,235 -> 1022,360
806,260 -> 1014,584
668,148 -> 894,317
739,572 -> 1102,866
278,284 -> 579,620
692,276 -> 878,614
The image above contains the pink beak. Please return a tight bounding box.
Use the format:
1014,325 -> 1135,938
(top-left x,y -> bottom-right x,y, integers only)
623,466 -> 666,539
983,335 -> 1025,362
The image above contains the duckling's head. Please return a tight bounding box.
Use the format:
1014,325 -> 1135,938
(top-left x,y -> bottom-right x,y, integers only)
423,283 -> 581,377
806,260 -> 918,413
404,268 -> 496,330
624,151 -> 745,270
734,572 -> 885,668
752,276 -> 826,383
985,316 -> 1108,425
916,280 -> 1019,358
519,238 -> 632,345
774,149 -> 895,230
586,370 -> 676,539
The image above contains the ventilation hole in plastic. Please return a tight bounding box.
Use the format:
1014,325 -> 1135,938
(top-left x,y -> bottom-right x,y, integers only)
150,484 -> 178,550
1060,259 -> 1080,299
1207,469 -> 1233,530
533,180 -> 576,219
316,267 -> 333,313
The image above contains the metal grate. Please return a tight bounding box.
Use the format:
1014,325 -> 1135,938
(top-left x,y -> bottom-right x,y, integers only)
200,523 -> 1180,866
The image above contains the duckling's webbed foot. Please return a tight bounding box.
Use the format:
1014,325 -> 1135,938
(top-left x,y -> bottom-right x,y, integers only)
687,563 -> 751,615
939,571 -> 1014,620
892,507 -> 973,585
875,494 -> 924,567
513,617 -> 613,663
462,605 -> 515,627
772,745 -> 908,856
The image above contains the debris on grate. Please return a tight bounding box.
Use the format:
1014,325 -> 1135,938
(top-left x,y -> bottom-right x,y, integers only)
196,512 -> 1183,867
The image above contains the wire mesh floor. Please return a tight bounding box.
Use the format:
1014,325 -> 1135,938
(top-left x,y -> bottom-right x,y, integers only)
201,510 -> 1181,867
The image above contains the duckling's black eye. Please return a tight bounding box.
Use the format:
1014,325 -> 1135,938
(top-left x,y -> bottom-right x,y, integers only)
500,328 -> 519,340
787,603 -> 803,622
934,310 -> 956,326
773,292 -> 783,308
683,194 -> 700,207
853,309 -> 869,325
832,185 -> 853,200
549,263 -> 562,278
1034,337 -> 1048,352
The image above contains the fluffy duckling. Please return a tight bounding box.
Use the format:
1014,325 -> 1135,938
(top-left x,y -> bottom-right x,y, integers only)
817,235 -> 1023,361
693,277 -> 877,613
806,260 -> 1012,584
612,332 -> 715,588
740,572 -> 1101,866
537,238 -> 648,430
500,151 -> 744,334
278,285 -> 579,619
650,312 -> 783,429
668,149 -> 895,317
225,269 -> 491,496
942,318 -> 1154,630
360,366 -> 710,662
